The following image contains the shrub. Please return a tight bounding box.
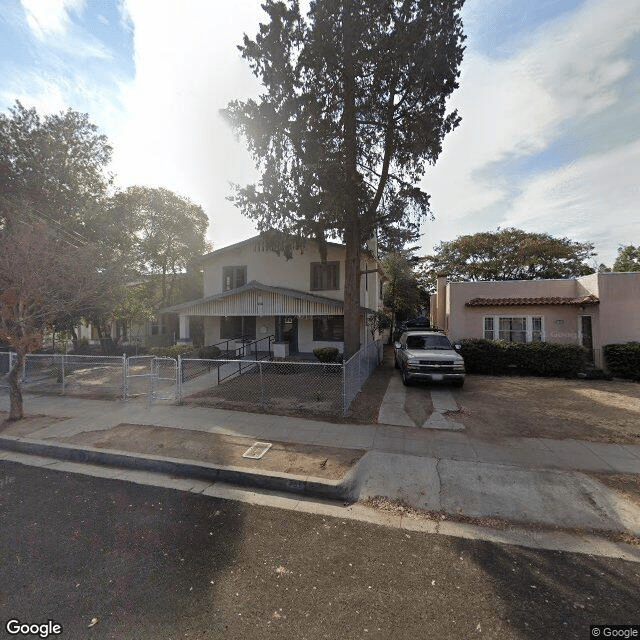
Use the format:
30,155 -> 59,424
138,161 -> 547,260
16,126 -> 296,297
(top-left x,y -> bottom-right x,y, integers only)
150,344 -> 196,359
121,344 -> 148,357
313,347 -> 340,363
198,345 -> 221,359
459,339 -> 587,378
603,343 -> 640,381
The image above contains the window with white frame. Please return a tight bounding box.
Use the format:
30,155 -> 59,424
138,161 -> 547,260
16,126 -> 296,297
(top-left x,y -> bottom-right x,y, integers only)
483,316 -> 544,343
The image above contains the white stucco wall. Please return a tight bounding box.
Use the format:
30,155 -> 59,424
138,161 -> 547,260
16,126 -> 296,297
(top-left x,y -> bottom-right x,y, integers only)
202,239 -> 380,309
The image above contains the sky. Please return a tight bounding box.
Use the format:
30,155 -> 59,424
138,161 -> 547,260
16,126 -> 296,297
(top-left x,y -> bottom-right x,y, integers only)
1,0 -> 639,267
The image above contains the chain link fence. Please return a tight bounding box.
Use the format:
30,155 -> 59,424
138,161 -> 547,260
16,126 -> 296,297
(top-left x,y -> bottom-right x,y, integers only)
343,339 -> 384,414
180,357 -> 344,415
17,353 -> 126,399
0,351 -> 15,391
179,339 -> 383,416
1,339 -> 383,416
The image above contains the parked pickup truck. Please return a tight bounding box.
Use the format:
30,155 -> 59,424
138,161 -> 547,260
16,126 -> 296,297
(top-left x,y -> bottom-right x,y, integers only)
393,330 -> 466,387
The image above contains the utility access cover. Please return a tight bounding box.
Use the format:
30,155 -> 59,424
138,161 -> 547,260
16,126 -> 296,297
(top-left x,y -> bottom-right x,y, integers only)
242,442 -> 273,459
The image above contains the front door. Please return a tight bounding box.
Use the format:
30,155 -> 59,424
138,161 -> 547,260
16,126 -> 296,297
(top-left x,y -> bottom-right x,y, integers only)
580,315 -> 593,362
278,316 -> 298,353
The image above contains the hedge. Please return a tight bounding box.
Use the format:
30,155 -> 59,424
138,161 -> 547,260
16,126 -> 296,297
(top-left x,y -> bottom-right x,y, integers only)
603,343 -> 640,381
149,344 -> 222,359
458,339 -> 587,378
149,344 -> 198,359
313,347 -> 341,363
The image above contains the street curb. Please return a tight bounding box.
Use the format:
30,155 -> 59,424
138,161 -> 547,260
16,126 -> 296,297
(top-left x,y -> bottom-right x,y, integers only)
0,435 -> 355,501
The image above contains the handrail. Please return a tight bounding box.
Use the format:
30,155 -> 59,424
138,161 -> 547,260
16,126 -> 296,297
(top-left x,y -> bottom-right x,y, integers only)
178,335 -> 275,384
218,335 -> 274,384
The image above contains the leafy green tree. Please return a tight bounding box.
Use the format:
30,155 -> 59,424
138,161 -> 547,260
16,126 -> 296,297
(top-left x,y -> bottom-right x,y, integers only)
0,101 -> 133,347
422,228 -> 596,288
114,187 -> 210,306
223,0 -> 465,356
382,251 -> 425,343
0,101 -> 112,239
366,310 -> 391,341
612,245 -> 640,272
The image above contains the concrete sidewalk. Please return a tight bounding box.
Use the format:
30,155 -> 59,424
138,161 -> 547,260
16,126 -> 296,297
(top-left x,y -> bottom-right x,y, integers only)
2,393 -> 640,545
2,393 -> 639,474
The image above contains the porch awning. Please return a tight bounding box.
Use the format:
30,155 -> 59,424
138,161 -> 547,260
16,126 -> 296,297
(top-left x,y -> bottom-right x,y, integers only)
465,294 -> 600,307
161,281 -> 344,317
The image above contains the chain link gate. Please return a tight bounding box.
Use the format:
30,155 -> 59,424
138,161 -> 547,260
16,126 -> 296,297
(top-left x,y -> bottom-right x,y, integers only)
151,356 -> 178,403
125,356 -> 178,405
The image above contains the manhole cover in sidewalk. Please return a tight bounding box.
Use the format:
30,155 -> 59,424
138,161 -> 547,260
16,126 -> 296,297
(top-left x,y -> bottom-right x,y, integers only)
242,442 -> 273,459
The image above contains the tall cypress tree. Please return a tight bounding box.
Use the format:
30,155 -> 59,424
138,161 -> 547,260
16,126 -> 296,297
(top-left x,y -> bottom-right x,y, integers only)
223,0 -> 465,356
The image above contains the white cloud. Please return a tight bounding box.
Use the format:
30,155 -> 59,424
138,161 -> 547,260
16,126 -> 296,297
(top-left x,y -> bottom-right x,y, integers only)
21,0 -> 84,39
20,0 -> 112,59
421,0 -> 640,256
503,139 -> 640,264
0,71 -> 68,114
111,0 -> 266,247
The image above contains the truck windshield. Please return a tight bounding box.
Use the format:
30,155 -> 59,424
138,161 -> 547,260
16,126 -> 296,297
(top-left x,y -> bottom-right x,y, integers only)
406,335 -> 452,350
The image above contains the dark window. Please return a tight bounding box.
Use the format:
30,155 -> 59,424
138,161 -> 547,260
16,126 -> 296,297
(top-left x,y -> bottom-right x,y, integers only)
313,315 -> 344,341
498,317 -> 527,343
310,262 -> 339,291
222,266 -> 247,292
220,316 -> 256,340
405,334 -> 452,350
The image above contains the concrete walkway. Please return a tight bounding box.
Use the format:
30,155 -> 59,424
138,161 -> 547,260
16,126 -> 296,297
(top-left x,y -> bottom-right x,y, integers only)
377,376 -> 464,430
2,393 -> 639,474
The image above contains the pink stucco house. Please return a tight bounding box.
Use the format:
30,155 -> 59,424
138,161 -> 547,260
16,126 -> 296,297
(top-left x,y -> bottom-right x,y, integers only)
430,272 -> 640,368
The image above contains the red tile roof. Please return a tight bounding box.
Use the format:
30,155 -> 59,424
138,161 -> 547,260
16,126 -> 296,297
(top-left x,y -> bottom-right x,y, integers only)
465,294 -> 599,307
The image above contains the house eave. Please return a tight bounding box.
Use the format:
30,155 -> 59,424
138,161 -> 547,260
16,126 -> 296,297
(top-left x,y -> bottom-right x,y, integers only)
464,294 -> 600,308
161,281 -> 345,317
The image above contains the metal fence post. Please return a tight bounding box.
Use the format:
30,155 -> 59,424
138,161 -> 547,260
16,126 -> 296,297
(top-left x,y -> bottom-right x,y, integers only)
61,354 -> 65,394
259,361 -> 265,405
122,354 -> 127,401
343,359 -> 348,416
177,355 -> 182,403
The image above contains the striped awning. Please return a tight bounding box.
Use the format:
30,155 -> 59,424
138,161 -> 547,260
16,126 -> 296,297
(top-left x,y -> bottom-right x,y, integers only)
161,281 -> 344,317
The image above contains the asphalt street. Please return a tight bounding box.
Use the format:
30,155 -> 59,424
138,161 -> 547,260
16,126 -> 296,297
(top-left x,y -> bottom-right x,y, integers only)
0,461 -> 638,640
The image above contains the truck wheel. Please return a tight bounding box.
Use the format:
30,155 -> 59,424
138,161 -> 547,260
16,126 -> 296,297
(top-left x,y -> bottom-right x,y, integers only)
401,366 -> 411,386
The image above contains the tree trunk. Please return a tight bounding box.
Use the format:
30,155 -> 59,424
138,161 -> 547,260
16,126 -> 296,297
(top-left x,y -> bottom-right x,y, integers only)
344,221 -> 361,358
342,0 -> 361,359
8,350 -> 24,421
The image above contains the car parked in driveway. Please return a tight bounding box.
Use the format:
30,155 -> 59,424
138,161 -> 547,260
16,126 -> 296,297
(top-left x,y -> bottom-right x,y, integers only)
394,330 -> 466,387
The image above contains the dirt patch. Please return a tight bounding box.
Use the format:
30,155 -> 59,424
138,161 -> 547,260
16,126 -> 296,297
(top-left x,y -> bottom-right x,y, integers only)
404,385 -> 434,427
0,412 -> 68,437
53,423 -> 364,480
362,496 -> 640,546
185,346 -> 396,425
454,375 -> 640,444
347,346 -> 396,423
589,473 -> 640,508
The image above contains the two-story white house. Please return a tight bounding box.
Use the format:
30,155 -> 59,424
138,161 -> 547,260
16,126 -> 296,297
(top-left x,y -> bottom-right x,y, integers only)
162,234 -> 386,356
